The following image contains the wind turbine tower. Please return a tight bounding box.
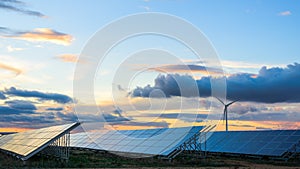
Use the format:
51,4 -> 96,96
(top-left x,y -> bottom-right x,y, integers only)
216,97 -> 239,132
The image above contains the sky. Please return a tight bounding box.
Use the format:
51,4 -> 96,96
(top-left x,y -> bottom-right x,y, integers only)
0,0 -> 300,132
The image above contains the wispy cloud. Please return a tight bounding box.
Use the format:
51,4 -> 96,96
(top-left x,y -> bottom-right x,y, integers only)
0,27 -> 73,45
149,64 -> 223,75
0,0 -> 46,17
57,53 -> 78,63
140,6 -> 150,12
6,28 -> 73,46
0,62 -> 22,76
278,10 -> 292,16
148,60 -> 280,75
7,45 -> 24,52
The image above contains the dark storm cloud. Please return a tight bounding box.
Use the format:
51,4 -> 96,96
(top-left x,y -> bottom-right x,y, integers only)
55,111 -> 78,122
104,114 -> 130,122
131,74 -> 201,98
256,127 -> 273,130
0,111 -> 72,129
0,0 -> 46,17
116,121 -> 169,128
0,105 -> 35,115
46,107 -> 64,111
233,112 -> 300,122
5,100 -> 37,110
75,107 -> 131,123
0,87 -> 77,129
4,87 -> 73,104
104,107 -> 131,122
158,113 -> 208,122
131,63 -> 300,103
0,91 -> 6,99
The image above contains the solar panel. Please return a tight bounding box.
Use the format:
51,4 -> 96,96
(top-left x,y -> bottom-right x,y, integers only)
0,122 -> 80,160
203,130 -> 300,157
70,126 -> 203,157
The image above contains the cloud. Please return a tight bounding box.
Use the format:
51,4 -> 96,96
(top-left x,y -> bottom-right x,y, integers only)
101,108 -> 131,123
46,107 -> 64,111
57,54 -> 78,63
158,113 -> 207,122
278,10 -> 292,16
0,26 -> 14,34
5,100 -> 37,110
0,106 -> 35,115
234,112 -> 300,122
0,62 -> 22,76
229,103 -> 261,115
75,106 -> 168,128
255,127 -> 272,130
0,91 -> 7,99
0,111 -> 76,129
7,45 -> 24,52
149,64 -> 223,75
4,28 -> 73,45
0,0 -> 46,17
0,87 -> 78,129
0,27 -> 73,46
55,111 -> 78,122
131,73 -> 211,98
140,6 -> 150,12
116,121 -> 169,128
0,104 -> 76,129
4,87 -> 73,104
131,63 -> 300,103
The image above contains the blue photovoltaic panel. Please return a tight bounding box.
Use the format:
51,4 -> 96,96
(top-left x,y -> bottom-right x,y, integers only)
70,126 -> 203,157
0,122 -> 80,160
203,130 -> 300,157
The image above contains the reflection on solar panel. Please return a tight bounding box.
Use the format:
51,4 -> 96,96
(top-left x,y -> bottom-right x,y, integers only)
71,126 -> 204,158
203,130 -> 300,158
0,122 -> 80,161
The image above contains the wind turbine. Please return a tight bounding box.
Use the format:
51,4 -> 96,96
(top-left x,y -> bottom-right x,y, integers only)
216,97 -> 239,132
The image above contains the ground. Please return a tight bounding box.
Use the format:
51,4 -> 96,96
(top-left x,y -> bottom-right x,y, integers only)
0,150 -> 300,168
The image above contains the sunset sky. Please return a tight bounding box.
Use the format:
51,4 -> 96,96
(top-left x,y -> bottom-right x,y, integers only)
0,0 -> 300,132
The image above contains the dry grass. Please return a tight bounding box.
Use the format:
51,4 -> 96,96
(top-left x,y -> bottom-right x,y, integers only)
0,150 -> 300,168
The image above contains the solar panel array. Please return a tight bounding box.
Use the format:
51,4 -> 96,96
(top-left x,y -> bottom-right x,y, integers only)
71,126 -> 203,156
0,122 -> 79,160
203,130 -> 300,157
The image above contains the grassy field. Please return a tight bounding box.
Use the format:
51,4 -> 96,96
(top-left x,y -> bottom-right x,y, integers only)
1,150 -> 300,168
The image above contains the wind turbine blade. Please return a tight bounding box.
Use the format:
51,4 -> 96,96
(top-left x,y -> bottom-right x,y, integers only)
215,97 -> 225,105
227,99 -> 239,106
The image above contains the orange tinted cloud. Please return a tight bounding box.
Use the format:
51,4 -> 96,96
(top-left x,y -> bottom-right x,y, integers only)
0,62 -> 22,76
57,54 -> 78,63
0,127 -> 30,132
9,28 -> 73,46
